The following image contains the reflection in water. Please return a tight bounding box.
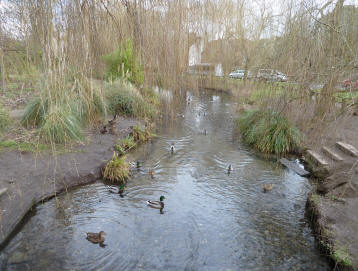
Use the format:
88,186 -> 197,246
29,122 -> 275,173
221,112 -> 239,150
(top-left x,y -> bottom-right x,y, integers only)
0,91 -> 330,271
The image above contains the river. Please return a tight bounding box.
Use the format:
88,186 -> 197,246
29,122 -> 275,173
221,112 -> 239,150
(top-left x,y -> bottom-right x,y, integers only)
0,90 -> 330,270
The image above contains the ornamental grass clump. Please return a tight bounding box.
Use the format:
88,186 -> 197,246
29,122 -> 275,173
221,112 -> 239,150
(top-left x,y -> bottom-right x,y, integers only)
238,109 -> 302,155
21,72 -> 106,144
103,153 -> 130,184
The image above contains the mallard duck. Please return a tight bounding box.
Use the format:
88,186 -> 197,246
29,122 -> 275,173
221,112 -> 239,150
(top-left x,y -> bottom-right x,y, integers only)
263,184 -> 273,193
136,161 -> 141,168
108,114 -> 117,126
85,231 -> 106,244
227,164 -> 233,174
170,143 -> 175,153
100,125 -> 108,134
149,169 -> 155,178
109,184 -> 125,195
147,195 -> 165,210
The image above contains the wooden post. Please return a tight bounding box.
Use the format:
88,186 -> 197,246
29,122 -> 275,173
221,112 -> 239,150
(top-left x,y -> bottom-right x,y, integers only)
0,49 -> 5,93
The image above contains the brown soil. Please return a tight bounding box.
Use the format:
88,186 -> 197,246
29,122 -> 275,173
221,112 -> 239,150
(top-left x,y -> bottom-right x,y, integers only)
305,111 -> 358,271
0,116 -> 139,247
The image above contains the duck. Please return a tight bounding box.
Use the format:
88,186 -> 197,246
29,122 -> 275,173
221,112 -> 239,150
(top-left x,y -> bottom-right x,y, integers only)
227,164 -> 233,174
108,114 -> 117,126
100,125 -> 108,134
85,231 -> 106,244
170,143 -> 175,153
263,184 -> 273,193
149,169 -> 155,178
147,196 -> 165,211
109,184 -> 125,196
136,160 -> 141,168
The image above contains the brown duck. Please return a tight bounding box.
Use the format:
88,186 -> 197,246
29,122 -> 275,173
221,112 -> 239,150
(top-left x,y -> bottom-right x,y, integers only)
85,231 -> 106,244
263,184 -> 273,193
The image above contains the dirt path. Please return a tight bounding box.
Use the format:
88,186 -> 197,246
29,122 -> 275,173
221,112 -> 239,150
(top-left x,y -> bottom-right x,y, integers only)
0,116 -> 139,247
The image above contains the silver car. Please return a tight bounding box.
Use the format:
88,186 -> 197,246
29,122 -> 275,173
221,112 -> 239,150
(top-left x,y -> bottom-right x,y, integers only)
229,69 -> 251,79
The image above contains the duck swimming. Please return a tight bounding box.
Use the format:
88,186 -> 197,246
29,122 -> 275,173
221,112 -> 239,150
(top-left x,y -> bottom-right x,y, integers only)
85,231 -> 106,244
263,184 -> 273,193
109,184 -> 125,196
227,164 -> 233,174
147,195 -> 165,213
170,143 -> 175,153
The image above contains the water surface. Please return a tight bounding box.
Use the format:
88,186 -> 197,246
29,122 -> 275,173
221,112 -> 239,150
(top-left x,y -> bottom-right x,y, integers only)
0,91 -> 330,270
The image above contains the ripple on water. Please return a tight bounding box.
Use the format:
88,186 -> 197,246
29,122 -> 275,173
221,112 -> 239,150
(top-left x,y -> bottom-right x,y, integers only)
0,91 -> 331,271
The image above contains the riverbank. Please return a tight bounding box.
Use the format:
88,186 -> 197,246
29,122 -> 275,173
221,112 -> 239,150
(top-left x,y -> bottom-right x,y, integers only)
0,116 -> 140,248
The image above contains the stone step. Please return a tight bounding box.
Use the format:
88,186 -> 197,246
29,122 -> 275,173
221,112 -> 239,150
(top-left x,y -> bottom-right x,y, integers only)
322,146 -> 344,162
336,141 -> 358,157
306,150 -> 330,167
0,188 -> 8,197
279,158 -> 310,176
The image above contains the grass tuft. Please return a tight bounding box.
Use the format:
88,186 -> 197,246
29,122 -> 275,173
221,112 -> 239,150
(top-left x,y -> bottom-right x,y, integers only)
115,135 -> 137,155
105,80 -> 158,119
103,153 -> 130,184
238,109 -> 302,155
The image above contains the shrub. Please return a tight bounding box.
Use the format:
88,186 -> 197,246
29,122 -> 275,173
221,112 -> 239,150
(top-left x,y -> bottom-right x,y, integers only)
105,80 -> 157,119
103,153 -> 130,184
0,106 -> 11,132
103,40 -> 143,86
238,109 -> 302,155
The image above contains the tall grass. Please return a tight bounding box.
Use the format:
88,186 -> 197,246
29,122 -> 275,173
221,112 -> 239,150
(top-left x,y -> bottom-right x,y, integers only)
238,109 -> 302,155
105,80 -> 158,119
21,72 -> 106,144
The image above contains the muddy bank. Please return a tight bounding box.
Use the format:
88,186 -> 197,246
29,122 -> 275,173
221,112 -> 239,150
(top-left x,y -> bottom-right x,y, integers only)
305,158 -> 358,270
0,116 -> 140,247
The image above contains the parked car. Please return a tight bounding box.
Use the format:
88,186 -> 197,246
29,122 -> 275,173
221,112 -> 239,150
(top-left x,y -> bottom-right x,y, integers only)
229,69 -> 252,79
257,69 -> 288,82
343,74 -> 358,90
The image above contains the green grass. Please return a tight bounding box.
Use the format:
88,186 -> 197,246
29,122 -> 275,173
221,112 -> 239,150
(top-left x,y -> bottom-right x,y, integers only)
103,153 -> 130,184
248,82 -> 299,103
21,74 -> 106,144
0,140 -> 48,152
105,80 -> 158,119
115,135 -> 137,155
0,106 -> 12,132
332,246 -> 353,267
237,109 -> 302,155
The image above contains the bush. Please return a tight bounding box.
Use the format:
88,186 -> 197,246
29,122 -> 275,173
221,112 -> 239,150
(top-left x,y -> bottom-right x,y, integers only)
238,109 -> 302,155
105,80 -> 157,119
103,153 -> 130,184
0,106 -> 11,132
103,40 -> 143,86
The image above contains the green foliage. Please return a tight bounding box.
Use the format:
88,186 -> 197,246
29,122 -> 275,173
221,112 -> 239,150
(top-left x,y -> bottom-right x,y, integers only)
0,140 -> 48,152
103,40 -> 143,85
238,109 -> 302,155
103,153 -> 130,184
0,106 -> 12,132
105,80 -> 157,119
332,246 -> 353,267
21,98 -> 48,127
115,135 -> 137,155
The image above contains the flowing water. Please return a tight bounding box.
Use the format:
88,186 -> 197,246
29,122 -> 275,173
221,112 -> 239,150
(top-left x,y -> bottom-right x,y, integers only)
0,91 -> 330,271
